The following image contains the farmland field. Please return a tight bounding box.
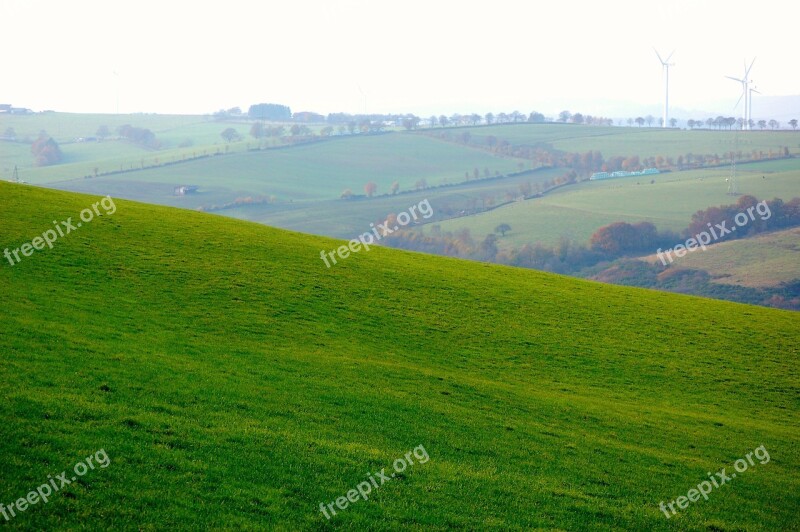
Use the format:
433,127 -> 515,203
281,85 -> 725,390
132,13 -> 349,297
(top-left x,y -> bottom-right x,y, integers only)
446,123 -> 800,159
46,133 -> 529,205
431,157 -> 800,247
652,226 -> 800,288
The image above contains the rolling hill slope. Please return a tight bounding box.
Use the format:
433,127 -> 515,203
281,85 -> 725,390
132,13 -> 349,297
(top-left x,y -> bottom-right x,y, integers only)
44,133 -> 527,204
0,182 -> 798,530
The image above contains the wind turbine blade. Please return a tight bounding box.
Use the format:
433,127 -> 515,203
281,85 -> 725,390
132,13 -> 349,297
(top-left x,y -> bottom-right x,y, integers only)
734,91 -> 745,109
745,57 -> 756,77
653,47 -> 664,64
665,50 -> 675,62
726,76 -> 743,82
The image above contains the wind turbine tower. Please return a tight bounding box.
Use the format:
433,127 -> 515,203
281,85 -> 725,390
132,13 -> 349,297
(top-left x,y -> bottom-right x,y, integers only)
748,84 -> 761,128
654,49 -> 674,128
726,58 -> 755,130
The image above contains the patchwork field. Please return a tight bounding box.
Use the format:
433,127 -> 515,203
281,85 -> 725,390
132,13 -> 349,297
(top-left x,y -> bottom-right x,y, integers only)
46,133 -> 528,204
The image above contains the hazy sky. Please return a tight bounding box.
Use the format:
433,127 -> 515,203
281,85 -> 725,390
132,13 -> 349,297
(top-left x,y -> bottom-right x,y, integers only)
1,0 -> 796,117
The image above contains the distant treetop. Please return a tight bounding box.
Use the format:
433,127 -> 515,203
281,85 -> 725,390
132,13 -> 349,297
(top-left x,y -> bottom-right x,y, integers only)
248,103 -> 292,121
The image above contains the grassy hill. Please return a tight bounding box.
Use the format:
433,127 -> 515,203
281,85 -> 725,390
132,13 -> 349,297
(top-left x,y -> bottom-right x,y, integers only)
647,226 -> 800,288
1,182 -> 798,529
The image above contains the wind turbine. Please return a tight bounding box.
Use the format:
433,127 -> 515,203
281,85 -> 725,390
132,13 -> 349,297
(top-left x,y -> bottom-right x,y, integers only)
748,84 -> 761,128
654,49 -> 674,128
726,58 -> 755,130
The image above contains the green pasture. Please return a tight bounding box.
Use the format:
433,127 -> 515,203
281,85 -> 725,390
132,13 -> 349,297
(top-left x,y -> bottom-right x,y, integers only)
450,123 -> 800,160
432,158 -> 800,247
0,182 -> 797,529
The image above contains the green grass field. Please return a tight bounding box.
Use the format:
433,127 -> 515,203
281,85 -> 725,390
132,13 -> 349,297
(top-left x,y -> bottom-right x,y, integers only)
433,158 -> 800,247
0,112 -> 290,183
449,123 -> 800,160
45,133 -> 529,206
1,182 -> 798,529
654,227 -> 800,288
222,167 -> 564,239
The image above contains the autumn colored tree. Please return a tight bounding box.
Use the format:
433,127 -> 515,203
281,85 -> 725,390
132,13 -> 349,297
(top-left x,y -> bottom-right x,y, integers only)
589,221 -> 660,255
364,182 -> 377,197
31,135 -> 63,166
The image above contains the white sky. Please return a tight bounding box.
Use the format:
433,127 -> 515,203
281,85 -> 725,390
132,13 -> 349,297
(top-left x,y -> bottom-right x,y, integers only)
1,0 -> 797,117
